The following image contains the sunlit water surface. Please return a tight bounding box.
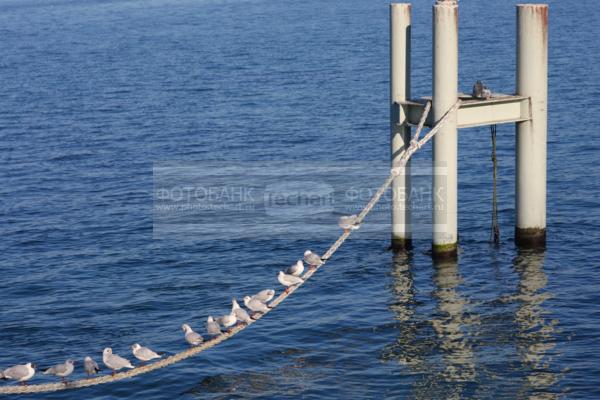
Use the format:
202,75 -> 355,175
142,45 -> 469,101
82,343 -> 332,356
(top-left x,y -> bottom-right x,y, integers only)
0,0 -> 599,398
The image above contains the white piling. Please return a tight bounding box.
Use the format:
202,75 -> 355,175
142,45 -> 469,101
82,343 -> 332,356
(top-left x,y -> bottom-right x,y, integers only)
432,0 -> 458,258
390,3 -> 412,250
516,4 -> 548,248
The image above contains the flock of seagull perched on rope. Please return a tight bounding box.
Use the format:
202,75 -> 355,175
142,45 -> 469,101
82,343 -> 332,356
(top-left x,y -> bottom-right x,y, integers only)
0,215 -> 362,386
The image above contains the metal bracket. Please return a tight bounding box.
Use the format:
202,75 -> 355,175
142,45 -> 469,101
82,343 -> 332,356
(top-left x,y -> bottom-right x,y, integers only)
396,93 -> 531,129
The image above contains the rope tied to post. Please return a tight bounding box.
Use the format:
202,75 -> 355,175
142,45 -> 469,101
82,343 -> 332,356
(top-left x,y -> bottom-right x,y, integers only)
0,100 -> 461,395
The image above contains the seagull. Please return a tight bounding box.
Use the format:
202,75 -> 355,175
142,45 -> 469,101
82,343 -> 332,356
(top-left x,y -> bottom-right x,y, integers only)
1,363 -> 36,385
216,311 -> 237,332
472,80 -> 492,99
84,356 -> 100,375
131,343 -> 162,364
303,250 -> 323,269
278,271 -> 304,293
43,359 -> 75,382
338,215 -> 361,232
232,298 -> 252,324
102,348 -> 134,375
206,316 -> 222,336
286,260 -> 304,277
251,289 -> 275,304
182,323 -> 204,345
244,295 -> 269,317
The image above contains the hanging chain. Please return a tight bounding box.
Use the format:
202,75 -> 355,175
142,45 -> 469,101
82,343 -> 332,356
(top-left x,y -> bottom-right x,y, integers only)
491,124 -> 500,245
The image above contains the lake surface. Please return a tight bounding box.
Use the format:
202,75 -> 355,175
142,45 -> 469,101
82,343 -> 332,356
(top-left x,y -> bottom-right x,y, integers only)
1,0 -> 599,398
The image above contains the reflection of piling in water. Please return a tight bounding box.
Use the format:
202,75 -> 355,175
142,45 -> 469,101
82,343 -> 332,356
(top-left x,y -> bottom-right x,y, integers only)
431,261 -> 477,383
511,250 -> 560,399
381,252 -> 426,369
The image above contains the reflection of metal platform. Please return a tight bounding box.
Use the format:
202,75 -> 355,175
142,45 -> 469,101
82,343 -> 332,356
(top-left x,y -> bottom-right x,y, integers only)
397,93 -> 531,129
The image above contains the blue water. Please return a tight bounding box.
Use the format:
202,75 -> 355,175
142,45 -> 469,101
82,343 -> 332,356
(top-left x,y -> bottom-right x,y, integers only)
1,0 -> 599,398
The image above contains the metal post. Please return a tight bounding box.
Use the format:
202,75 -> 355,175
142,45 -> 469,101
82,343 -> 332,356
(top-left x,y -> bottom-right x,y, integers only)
516,4 -> 548,248
432,0 -> 458,258
390,3 -> 412,250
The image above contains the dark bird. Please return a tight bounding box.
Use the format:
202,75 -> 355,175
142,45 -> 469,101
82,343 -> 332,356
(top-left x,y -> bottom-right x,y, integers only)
472,80 -> 492,99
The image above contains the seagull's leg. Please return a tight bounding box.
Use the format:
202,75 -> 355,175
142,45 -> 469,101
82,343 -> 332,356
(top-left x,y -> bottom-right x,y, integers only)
251,312 -> 261,319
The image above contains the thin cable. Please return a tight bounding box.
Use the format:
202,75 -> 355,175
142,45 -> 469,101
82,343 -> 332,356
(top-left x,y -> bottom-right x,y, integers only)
491,124 -> 500,245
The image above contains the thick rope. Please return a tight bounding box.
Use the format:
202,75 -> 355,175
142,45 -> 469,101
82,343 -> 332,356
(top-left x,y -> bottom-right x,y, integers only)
0,100 -> 461,395
411,100 -> 431,143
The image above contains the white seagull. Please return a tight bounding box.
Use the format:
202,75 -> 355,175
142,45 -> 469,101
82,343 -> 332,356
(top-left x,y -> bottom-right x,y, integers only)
1,363 -> 36,385
102,348 -> 134,375
217,311 -> 237,332
206,316 -> 222,336
43,359 -> 75,382
338,215 -> 361,231
182,323 -> 204,346
131,343 -> 162,363
251,289 -> 275,304
232,298 -> 252,324
244,295 -> 270,316
84,356 -> 100,375
286,260 -> 304,277
303,250 -> 323,268
278,271 -> 304,293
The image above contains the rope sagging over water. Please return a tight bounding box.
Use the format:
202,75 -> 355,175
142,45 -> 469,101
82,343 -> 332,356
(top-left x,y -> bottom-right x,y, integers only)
0,100 -> 461,395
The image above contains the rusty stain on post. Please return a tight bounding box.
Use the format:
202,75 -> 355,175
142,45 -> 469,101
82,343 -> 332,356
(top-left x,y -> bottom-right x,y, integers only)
515,4 -> 548,249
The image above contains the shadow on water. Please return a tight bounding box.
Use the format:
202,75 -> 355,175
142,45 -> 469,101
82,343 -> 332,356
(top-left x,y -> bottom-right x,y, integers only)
183,348 -> 319,399
381,248 -> 562,399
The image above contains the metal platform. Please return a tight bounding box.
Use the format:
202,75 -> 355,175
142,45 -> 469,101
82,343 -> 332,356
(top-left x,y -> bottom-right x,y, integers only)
397,93 -> 531,129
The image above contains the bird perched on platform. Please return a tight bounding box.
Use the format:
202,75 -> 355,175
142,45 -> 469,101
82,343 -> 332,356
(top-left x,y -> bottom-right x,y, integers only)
1,363 -> 36,385
131,344 -> 162,364
338,214 -> 361,232
303,250 -> 323,269
182,323 -> 205,345
244,295 -> 270,316
251,289 -> 275,304
206,317 -> 222,337
217,311 -> 237,332
102,348 -> 134,375
277,271 -> 304,293
43,359 -> 75,382
231,298 -> 252,324
472,80 -> 492,99
286,260 -> 304,277
84,356 -> 100,375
